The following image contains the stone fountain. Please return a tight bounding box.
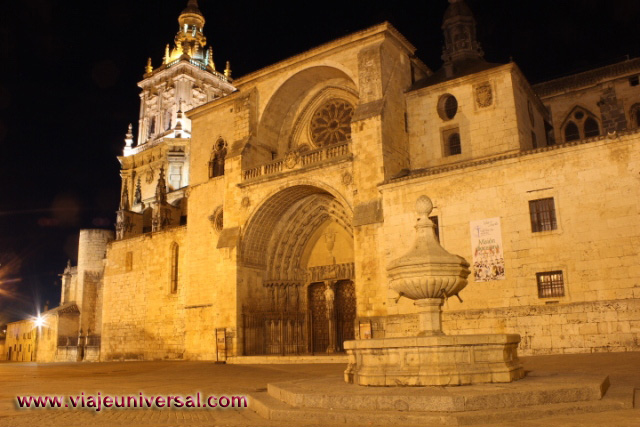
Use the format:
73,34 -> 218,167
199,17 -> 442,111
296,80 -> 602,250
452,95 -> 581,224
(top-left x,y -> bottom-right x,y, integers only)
344,195 -> 524,386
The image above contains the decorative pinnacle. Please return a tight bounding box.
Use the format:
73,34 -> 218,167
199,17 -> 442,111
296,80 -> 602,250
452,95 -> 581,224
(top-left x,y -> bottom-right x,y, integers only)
145,57 -> 153,74
208,46 -> 215,70
124,123 -> 134,149
224,61 -> 232,79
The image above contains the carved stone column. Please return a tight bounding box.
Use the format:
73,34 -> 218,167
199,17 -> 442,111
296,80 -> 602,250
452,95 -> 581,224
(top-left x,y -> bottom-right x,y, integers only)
324,281 -> 338,354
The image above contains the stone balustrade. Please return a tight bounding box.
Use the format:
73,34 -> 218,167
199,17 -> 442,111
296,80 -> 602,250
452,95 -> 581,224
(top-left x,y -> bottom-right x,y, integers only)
242,140 -> 351,182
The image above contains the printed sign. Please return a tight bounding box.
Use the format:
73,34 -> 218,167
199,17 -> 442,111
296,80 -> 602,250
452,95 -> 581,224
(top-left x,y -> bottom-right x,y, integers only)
359,321 -> 372,339
470,217 -> 505,282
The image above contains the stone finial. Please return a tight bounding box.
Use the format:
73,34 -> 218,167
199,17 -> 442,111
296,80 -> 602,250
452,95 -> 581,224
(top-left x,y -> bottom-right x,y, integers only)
124,124 -> 134,148
224,61 -> 232,79
145,57 -> 153,74
387,195 -> 470,301
415,195 -> 435,227
207,46 -> 215,70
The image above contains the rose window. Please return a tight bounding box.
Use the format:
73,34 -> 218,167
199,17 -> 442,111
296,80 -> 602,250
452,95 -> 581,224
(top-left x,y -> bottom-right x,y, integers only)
310,99 -> 354,146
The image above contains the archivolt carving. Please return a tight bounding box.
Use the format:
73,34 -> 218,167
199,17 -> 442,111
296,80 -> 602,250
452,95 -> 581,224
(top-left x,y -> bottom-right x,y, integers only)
265,194 -> 353,282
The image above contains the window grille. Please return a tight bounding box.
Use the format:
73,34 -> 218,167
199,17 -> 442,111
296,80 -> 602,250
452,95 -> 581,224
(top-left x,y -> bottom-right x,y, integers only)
536,271 -> 565,298
447,132 -> 461,156
529,198 -> 557,232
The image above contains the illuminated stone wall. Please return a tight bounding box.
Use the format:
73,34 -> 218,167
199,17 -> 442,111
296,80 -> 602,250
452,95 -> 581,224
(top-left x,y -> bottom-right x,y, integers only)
101,227 -> 186,360
92,20 -> 640,360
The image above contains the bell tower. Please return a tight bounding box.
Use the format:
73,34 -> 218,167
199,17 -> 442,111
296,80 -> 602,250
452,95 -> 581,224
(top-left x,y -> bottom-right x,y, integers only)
116,0 -> 236,240
441,0 -> 486,77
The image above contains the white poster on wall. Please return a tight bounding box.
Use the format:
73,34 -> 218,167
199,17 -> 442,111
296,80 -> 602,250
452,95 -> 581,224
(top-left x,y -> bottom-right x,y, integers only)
470,217 -> 505,282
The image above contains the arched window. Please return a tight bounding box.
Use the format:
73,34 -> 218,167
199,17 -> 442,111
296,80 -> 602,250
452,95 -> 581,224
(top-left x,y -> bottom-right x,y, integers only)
170,243 -> 179,294
209,139 -> 227,178
447,132 -> 461,155
564,122 -> 580,142
583,117 -> 600,138
563,107 -> 600,142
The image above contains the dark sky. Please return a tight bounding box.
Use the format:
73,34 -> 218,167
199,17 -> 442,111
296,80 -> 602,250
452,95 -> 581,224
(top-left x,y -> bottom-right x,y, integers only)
0,0 -> 638,325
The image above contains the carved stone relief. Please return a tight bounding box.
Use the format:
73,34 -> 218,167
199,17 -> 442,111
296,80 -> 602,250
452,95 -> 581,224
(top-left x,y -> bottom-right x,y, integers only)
475,82 -> 493,108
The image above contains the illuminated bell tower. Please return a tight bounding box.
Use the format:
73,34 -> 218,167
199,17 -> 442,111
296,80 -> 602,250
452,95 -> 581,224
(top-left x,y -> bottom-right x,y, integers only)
441,0 -> 486,78
116,0 -> 236,240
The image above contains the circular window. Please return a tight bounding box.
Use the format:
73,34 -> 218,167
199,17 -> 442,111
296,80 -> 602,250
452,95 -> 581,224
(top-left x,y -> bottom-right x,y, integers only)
310,99 -> 354,146
438,94 -> 458,120
574,111 -> 584,120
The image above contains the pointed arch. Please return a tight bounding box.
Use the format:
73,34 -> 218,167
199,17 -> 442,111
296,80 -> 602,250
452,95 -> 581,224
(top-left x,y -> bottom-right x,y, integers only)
583,117 -> 600,138
560,106 -> 600,142
564,121 -> 580,142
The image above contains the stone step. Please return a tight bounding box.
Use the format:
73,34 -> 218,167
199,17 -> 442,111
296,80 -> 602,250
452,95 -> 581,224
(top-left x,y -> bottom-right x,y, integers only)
249,390 -> 628,426
267,373 -> 610,412
226,355 -> 348,364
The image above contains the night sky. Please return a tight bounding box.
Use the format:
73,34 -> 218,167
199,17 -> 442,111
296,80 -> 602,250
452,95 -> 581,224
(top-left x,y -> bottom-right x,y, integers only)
0,0 -> 638,325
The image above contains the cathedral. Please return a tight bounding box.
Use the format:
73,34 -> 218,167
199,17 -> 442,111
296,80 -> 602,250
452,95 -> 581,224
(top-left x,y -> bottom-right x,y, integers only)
5,0 -> 640,363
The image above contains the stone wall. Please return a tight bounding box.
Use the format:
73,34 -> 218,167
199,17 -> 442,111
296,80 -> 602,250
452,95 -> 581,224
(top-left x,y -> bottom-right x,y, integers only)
358,298 -> 640,355
102,227 -> 186,361
35,316 -> 59,363
406,64 -> 548,170
5,320 -> 36,362
382,133 -> 640,313
443,298 -> 640,355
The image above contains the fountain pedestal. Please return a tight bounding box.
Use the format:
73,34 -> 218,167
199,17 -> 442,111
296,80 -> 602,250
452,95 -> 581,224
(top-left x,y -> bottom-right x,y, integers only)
344,333 -> 523,386
344,196 -> 524,386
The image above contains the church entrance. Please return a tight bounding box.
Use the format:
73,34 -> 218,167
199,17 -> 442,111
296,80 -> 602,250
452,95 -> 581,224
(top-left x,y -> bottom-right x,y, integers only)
240,185 -> 355,357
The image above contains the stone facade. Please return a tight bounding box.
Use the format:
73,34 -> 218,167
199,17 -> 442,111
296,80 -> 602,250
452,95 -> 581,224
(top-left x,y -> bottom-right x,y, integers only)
12,0 -> 638,363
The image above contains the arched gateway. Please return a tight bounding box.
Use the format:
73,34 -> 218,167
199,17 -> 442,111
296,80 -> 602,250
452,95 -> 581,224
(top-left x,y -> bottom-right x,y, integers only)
240,185 -> 356,355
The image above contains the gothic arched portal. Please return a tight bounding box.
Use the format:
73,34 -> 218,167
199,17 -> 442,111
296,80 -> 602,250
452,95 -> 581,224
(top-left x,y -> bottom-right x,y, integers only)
240,184 -> 356,356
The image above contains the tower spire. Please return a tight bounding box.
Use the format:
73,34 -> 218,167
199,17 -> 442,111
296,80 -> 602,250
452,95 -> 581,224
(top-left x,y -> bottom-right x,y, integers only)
441,0 -> 485,77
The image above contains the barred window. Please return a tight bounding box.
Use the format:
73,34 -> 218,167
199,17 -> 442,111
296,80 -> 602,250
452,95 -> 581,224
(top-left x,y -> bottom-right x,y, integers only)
536,271 -> 564,298
529,198 -> 557,232
448,133 -> 461,155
